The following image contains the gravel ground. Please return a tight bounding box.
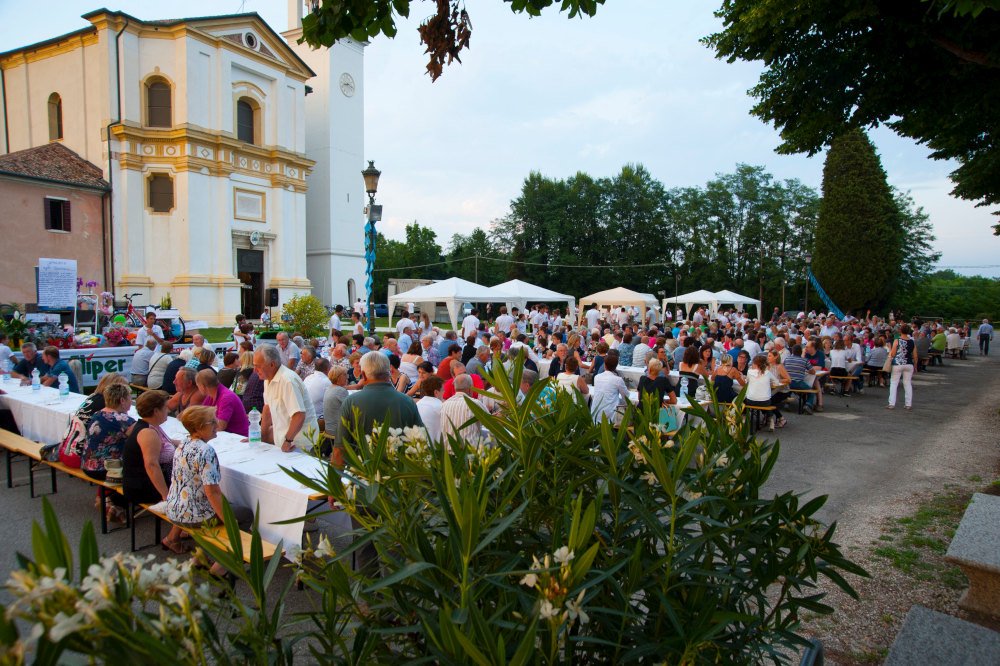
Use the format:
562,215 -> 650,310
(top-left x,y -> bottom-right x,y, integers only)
795,356 -> 1000,664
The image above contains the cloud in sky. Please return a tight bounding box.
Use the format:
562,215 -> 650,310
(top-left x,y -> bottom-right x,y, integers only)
4,0 -> 996,276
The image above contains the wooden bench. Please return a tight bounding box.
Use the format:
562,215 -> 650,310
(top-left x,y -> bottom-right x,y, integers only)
44,460 -> 125,535
788,388 -> 819,414
0,429 -> 55,498
744,404 -> 775,433
142,504 -> 280,563
944,493 -> 1000,620
927,348 -> 944,367
828,374 -> 859,396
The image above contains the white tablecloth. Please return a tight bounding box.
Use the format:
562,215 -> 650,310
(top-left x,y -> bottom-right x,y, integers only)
537,359 -> 646,388
0,383 -> 327,554
0,383 -> 87,444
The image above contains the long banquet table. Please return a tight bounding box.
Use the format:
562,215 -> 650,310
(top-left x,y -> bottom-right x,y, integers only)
0,382 -> 328,553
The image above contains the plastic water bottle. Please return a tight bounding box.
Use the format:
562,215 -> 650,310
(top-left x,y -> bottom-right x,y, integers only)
680,376 -> 689,399
58,372 -> 69,397
1,360 -> 9,384
31,368 -> 41,391
248,408 -> 261,443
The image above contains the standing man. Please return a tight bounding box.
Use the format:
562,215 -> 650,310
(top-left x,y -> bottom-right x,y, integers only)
275,331 -> 301,370
254,344 -> 318,452
328,305 -> 344,340
584,304 -> 601,331
135,312 -> 165,347
462,308 -> 480,340
495,306 -> 514,335
978,318 -> 994,356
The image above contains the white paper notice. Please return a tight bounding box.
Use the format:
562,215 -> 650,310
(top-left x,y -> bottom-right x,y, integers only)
37,258 -> 77,310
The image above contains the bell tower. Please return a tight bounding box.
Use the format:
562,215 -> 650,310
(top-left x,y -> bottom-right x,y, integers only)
283,0 -> 367,308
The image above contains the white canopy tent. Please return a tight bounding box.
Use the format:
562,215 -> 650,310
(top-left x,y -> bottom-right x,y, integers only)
579,287 -> 658,324
387,277 -> 513,332
662,289 -> 719,319
490,279 -> 577,319
712,289 -> 761,315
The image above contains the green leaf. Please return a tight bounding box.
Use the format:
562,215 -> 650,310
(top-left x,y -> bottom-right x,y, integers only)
363,561 -> 436,593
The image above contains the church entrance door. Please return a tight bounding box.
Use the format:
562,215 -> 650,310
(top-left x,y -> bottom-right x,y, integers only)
237,249 -> 264,317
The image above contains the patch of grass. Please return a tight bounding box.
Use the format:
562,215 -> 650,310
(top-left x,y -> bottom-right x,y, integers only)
874,487 -> 969,590
880,613 -> 894,624
850,647 -> 889,664
968,475 -> 983,482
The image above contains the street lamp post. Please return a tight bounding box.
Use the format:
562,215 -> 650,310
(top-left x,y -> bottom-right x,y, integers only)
362,160 -> 382,335
803,252 -> 812,314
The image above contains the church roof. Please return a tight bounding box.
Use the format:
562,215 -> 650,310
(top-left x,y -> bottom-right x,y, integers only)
0,143 -> 110,191
1,9 -> 316,79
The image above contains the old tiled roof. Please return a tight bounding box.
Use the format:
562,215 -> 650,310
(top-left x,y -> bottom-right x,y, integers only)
0,143 -> 109,191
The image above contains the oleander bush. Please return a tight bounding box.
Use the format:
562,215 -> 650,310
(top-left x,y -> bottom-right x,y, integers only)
3,361 -> 866,664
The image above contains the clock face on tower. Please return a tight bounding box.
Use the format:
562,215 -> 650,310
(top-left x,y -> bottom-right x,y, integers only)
339,73 -> 355,97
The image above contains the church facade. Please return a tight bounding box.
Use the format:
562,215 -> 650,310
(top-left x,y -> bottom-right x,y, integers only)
0,5 -> 367,324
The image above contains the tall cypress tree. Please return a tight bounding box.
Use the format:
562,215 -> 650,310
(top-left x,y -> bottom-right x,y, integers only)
812,129 -> 902,313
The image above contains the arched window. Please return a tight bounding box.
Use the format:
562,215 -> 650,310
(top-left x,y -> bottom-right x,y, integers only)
47,93 -> 63,141
145,78 -> 172,128
236,97 -> 258,144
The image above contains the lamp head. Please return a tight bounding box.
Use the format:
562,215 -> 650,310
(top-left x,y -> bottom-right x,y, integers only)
362,160 -> 381,197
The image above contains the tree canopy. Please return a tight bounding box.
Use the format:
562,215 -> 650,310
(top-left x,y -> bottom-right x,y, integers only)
299,0 -> 606,80
706,0 -> 1000,232
812,130 -> 902,313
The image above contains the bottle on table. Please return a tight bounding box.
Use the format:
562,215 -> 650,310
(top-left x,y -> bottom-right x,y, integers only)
1,360 -> 9,383
31,368 -> 40,391
248,407 -> 261,443
58,372 -> 69,397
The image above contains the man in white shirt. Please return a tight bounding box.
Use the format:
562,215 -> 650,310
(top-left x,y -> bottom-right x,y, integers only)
416,375 -> 445,443
328,305 -> 344,338
462,308 -> 481,339
819,318 -> 840,338
354,299 -> 365,317
255,344 -> 318,452
135,312 -> 164,347
584,305 -> 601,332
303,357 -> 333,420
396,312 -> 415,338
591,354 -> 630,424
692,308 -> 704,325
743,336 -> 762,359
275,332 -> 301,370
495,306 -> 514,334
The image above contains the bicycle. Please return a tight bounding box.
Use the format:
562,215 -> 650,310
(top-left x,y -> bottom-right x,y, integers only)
110,293 -> 186,342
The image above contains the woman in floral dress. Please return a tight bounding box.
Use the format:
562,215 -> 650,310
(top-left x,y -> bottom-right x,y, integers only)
82,383 -> 134,523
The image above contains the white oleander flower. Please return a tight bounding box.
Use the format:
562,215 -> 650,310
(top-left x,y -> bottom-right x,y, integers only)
519,572 -> 538,588
285,543 -> 304,563
716,454 -> 729,467
49,611 -> 88,642
315,536 -> 335,559
641,471 -> 657,486
665,439 -> 675,449
538,600 -> 559,620
565,590 -> 589,625
552,546 -> 574,566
